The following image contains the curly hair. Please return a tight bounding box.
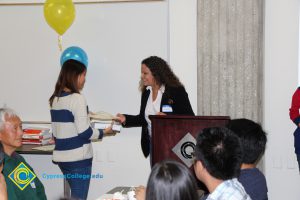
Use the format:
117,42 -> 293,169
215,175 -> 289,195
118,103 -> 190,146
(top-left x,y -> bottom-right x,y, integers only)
139,56 -> 183,92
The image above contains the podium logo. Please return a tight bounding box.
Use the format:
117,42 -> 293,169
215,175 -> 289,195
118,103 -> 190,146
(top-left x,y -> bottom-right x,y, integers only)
8,162 -> 36,190
172,133 -> 196,168
180,141 -> 195,159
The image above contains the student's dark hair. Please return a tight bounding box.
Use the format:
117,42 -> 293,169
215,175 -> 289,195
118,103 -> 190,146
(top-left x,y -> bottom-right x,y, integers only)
49,59 -> 86,106
139,56 -> 183,92
226,118 -> 267,164
146,160 -> 198,200
194,127 -> 242,180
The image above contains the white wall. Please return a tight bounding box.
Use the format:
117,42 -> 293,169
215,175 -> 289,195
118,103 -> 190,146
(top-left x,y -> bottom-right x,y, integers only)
168,0 -> 197,113
0,1 -> 169,200
264,0 -> 300,199
0,1 -> 199,200
0,2 -> 169,121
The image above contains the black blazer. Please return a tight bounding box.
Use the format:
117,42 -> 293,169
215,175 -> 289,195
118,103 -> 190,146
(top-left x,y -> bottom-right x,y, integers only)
123,86 -> 194,158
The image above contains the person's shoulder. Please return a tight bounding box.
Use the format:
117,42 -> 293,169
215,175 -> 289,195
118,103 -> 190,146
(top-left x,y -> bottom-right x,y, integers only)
207,179 -> 243,200
240,167 -> 265,176
14,153 -> 31,165
10,153 -> 34,169
10,152 -> 24,160
142,88 -> 151,96
70,93 -> 84,98
166,85 -> 184,89
239,168 -> 267,185
70,93 -> 86,104
293,87 -> 300,95
166,85 -> 185,92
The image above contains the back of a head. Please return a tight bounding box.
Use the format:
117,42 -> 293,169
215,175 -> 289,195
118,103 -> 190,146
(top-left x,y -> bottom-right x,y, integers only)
146,160 -> 198,200
194,127 -> 242,180
60,59 -> 86,92
227,118 -> 267,164
49,59 -> 87,106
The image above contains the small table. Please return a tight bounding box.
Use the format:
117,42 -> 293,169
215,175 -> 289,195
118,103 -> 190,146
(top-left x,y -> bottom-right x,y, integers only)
97,186 -> 205,200
16,144 -> 52,155
96,186 -> 133,200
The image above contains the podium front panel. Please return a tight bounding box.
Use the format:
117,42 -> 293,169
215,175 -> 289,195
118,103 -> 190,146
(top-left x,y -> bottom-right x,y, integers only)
149,115 -> 230,167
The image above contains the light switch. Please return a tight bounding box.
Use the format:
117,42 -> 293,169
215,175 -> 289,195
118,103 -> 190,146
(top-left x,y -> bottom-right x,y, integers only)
272,156 -> 282,169
286,157 -> 296,169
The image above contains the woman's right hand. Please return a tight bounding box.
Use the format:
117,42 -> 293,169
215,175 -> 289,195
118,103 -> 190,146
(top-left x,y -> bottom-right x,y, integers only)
115,113 -> 126,124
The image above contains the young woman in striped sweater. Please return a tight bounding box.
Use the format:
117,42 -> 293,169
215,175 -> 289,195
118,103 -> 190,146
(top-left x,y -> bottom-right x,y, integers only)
49,50 -> 114,200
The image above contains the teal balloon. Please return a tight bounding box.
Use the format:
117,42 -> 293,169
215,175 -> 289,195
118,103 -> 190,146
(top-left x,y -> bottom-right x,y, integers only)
60,46 -> 88,67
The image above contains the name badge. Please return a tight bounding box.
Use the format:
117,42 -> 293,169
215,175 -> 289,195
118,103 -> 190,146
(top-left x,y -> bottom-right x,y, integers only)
162,105 -> 173,113
30,181 -> 36,189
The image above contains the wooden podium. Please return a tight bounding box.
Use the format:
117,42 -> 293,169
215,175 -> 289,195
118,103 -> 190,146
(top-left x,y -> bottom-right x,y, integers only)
150,115 -> 230,191
149,115 -> 230,167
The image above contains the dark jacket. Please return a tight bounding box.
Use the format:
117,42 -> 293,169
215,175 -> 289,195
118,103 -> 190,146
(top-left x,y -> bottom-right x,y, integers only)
3,153 -> 47,200
123,86 -> 194,157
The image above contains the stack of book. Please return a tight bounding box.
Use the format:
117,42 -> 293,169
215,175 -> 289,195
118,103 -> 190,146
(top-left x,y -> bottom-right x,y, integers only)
89,111 -> 122,132
91,121 -> 122,132
22,127 -> 52,145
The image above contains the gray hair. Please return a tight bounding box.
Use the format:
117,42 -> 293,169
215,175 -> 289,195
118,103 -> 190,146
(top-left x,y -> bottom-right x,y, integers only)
0,108 -> 18,131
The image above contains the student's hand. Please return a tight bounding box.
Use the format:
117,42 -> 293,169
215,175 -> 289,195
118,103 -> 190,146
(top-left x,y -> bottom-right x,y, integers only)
135,185 -> 146,200
103,126 -> 116,136
48,137 -> 55,145
115,113 -> 126,124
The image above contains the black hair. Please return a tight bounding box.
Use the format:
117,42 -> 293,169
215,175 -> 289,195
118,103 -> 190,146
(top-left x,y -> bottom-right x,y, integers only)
49,59 -> 86,106
139,56 -> 183,92
227,118 -> 267,164
194,127 -> 242,180
146,160 -> 198,200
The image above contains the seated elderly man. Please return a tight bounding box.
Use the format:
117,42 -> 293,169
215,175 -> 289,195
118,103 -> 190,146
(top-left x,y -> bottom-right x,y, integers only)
0,107 -> 47,200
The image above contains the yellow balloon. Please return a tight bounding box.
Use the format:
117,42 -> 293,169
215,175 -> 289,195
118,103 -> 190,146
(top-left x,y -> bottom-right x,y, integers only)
44,0 -> 75,35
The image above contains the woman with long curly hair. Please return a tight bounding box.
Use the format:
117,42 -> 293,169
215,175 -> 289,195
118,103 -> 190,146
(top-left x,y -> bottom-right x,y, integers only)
116,56 -> 194,160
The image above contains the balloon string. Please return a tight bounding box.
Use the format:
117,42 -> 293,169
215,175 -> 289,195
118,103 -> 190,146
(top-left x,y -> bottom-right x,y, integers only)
58,35 -> 62,51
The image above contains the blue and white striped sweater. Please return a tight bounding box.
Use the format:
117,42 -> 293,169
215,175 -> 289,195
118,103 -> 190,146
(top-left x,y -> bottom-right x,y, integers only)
50,92 -> 103,168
